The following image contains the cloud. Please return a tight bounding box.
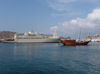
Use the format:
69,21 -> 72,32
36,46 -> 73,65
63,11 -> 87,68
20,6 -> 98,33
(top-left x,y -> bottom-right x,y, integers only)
47,0 -> 76,11
47,0 -> 100,11
51,13 -> 67,17
47,0 -> 100,18
50,8 -> 100,37
88,0 -> 100,2
47,0 -> 66,11
58,0 -> 77,3
87,9 -> 100,20
51,11 -> 82,17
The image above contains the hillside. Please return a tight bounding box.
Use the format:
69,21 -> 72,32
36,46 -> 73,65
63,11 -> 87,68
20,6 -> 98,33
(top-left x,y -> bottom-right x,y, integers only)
0,31 -> 16,39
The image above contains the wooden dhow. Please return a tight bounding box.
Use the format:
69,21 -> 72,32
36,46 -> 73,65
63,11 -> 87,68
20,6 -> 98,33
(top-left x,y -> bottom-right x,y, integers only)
61,29 -> 91,46
60,39 -> 91,46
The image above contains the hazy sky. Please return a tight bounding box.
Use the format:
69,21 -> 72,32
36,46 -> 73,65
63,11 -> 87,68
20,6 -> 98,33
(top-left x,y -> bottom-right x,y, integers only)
0,0 -> 100,37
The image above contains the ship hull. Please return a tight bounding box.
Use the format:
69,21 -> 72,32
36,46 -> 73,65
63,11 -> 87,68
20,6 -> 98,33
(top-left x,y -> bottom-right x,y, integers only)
14,38 -> 60,43
91,39 -> 100,42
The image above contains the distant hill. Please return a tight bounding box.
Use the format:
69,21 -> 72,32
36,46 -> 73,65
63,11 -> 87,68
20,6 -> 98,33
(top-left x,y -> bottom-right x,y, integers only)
0,31 -> 16,39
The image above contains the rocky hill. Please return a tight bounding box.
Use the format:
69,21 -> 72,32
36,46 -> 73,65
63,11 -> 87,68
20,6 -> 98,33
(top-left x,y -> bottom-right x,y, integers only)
0,31 -> 16,39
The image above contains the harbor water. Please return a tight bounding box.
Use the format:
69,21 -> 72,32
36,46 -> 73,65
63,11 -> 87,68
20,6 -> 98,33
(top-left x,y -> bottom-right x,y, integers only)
0,42 -> 100,74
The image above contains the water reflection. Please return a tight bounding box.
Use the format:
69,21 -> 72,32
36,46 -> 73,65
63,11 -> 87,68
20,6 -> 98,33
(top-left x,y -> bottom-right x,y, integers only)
13,43 -> 60,60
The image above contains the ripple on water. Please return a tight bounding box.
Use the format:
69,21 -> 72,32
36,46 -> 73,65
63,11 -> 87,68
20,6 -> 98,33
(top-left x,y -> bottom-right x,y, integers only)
0,43 -> 100,74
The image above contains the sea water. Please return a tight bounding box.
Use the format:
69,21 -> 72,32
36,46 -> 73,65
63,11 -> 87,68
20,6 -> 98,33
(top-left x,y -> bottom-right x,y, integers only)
0,42 -> 100,74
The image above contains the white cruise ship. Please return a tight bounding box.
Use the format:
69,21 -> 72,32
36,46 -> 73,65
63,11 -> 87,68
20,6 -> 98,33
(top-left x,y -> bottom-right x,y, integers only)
91,34 -> 100,42
13,30 -> 60,43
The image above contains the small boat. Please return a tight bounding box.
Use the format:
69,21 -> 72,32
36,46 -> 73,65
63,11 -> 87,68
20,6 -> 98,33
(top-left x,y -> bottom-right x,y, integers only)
60,39 -> 91,46
60,29 -> 91,46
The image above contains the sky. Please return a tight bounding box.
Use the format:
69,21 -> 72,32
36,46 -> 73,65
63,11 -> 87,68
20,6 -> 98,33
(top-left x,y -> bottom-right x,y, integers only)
0,0 -> 100,37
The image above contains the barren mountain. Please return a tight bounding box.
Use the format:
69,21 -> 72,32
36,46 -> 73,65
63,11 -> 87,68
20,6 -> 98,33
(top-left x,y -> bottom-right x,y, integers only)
0,31 -> 16,39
